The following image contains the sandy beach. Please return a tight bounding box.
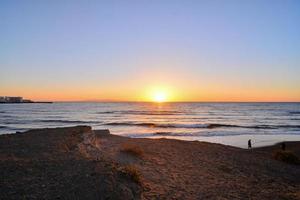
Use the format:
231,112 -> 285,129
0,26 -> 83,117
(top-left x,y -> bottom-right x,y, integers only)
2,0 -> 300,199
1,126 -> 299,200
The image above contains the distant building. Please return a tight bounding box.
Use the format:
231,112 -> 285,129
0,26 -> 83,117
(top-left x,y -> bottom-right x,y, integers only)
0,96 -> 50,103
7,97 -> 23,103
0,96 -> 24,103
0,96 -> 5,103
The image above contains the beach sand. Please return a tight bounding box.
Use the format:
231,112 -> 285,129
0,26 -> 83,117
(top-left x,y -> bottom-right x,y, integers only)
0,126 -> 299,199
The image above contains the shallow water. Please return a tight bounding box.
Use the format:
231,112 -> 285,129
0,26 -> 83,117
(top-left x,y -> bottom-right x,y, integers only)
1,102 -> 300,148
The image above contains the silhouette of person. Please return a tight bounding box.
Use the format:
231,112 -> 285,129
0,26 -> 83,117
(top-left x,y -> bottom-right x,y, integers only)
281,142 -> 286,151
248,139 -> 252,149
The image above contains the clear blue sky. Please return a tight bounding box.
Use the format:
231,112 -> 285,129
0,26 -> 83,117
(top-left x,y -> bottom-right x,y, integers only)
1,0 -> 300,101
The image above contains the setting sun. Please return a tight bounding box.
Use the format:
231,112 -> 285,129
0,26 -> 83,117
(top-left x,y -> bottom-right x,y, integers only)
153,91 -> 167,102
145,85 -> 176,102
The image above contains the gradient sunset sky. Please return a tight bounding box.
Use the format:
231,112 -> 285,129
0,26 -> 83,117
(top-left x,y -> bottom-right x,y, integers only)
1,0 -> 300,102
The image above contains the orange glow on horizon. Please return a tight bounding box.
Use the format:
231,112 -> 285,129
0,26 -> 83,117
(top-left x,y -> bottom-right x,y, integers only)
1,81 -> 300,102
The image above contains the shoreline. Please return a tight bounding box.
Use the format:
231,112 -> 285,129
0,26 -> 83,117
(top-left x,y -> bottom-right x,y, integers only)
1,126 -> 299,199
144,134 -> 300,149
2,127 -> 300,149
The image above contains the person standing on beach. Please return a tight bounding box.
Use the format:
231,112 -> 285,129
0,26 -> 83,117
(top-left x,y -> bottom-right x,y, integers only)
281,142 -> 286,151
248,139 -> 252,149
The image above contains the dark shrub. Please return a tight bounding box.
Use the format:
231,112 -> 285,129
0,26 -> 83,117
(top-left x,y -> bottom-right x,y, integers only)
119,165 -> 142,184
273,150 -> 300,165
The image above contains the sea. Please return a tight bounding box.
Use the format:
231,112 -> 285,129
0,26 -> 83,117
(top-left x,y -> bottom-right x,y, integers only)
1,102 -> 300,148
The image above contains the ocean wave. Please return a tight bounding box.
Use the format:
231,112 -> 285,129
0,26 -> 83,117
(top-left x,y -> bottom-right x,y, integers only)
146,131 -> 300,137
96,110 -> 189,115
276,125 -> 300,129
29,110 -> 53,113
289,111 -> 300,115
105,122 -> 157,127
96,111 -> 115,114
163,132 -> 274,137
104,122 -> 300,130
154,131 -> 195,136
291,118 -> 300,121
104,122 -> 235,129
2,120 -> 29,125
38,119 -> 97,124
131,131 -> 254,138
0,115 -> 16,118
0,126 -> 28,132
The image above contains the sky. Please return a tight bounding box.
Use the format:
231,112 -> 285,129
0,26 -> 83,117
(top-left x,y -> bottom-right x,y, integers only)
1,0 -> 300,102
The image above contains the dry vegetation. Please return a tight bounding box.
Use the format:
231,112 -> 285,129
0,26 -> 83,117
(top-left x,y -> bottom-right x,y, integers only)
120,143 -> 144,157
119,165 -> 142,184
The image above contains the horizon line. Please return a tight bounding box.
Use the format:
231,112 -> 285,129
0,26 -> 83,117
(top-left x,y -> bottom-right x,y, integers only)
47,100 -> 300,103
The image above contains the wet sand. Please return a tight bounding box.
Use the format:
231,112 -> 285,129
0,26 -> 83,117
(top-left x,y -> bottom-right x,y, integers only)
0,126 -> 299,199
